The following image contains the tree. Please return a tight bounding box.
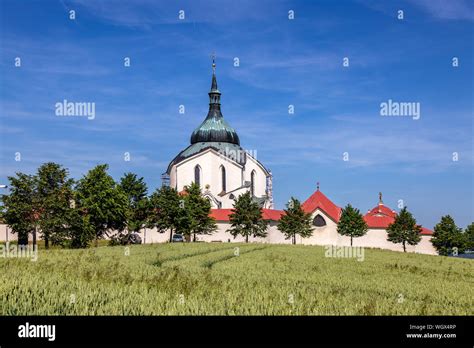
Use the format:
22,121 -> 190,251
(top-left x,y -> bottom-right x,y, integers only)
75,164 -> 127,247
387,207 -> 422,252
431,215 -> 466,256
114,173 -> 149,244
228,191 -> 268,243
36,162 -> 75,248
465,223 -> 474,250
337,204 -> 368,246
180,183 -> 216,242
278,197 -> 313,244
148,186 -> 183,242
1,173 -> 38,245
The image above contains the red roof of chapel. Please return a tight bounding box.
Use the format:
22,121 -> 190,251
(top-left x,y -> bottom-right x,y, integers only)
301,189 -> 342,222
210,208 -> 284,221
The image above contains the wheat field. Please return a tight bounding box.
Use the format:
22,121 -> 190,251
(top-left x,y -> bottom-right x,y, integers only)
0,243 -> 472,315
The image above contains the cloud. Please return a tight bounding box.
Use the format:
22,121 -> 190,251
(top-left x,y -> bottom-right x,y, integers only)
408,0 -> 474,20
359,0 -> 474,21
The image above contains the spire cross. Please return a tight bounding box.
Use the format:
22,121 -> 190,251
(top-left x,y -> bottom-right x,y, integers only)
379,192 -> 383,204
211,52 -> 216,72
317,182 -> 320,190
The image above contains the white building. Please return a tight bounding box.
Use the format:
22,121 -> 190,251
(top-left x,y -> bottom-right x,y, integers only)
165,60 -> 273,209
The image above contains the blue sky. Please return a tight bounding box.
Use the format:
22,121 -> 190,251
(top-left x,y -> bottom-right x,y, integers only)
0,0 -> 472,229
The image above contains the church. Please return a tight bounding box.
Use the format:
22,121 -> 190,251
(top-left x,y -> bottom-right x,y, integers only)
165,59 -> 273,210
0,61 -> 436,255
160,61 -> 436,255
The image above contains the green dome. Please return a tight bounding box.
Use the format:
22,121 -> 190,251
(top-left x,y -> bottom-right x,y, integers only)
190,70 -> 240,145
190,111 -> 240,145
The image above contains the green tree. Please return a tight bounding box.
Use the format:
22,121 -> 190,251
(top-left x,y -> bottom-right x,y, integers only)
278,197 -> 313,244
465,223 -> 474,250
36,162 -> 75,248
337,204 -> 368,246
148,185 -> 183,242
75,164 -> 127,247
387,207 -> 422,252
1,173 -> 39,245
115,173 -> 149,244
180,183 -> 216,242
228,191 -> 268,243
431,215 -> 466,256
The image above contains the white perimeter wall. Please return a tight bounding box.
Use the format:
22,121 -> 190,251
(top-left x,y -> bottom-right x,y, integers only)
0,215 -> 436,255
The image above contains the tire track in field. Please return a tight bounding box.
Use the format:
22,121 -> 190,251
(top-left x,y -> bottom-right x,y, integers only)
152,245 -> 237,267
201,245 -> 268,269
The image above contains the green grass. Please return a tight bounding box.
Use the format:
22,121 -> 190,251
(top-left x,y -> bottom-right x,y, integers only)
0,243 -> 472,315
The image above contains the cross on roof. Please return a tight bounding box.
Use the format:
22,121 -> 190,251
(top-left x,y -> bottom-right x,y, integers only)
211,52 -> 216,72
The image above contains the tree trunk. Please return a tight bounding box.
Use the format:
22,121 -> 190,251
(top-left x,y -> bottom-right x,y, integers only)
292,234 -> 296,245
246,235 -> 249,243
144,228 -> 147,244
193,233 -> 196,242
95,236 -> 98,247
33,226 -> 37,248
403,241 -> 406,252
18,231 -> 28,245
45,236 -> 49,249
350,236 -> 353,247
169,228 -> 173,243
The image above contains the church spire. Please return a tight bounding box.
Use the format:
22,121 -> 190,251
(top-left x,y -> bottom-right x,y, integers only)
189,55 -> 240,145
209,53 -> 221,104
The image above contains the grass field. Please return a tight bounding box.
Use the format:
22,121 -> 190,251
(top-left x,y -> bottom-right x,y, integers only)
0,243 -> 473,315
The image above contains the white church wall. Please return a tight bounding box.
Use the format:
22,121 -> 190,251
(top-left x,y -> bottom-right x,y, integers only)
302,209 -> 340,246
288,209 -> 437,255
171,149 -> 268,209
243,155 -> 268,198
0,224 -> 18,242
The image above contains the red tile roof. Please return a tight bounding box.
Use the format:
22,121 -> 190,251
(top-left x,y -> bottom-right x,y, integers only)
210,208 -> 284,221
301,189 -> 342,222
420,227 -> 433,236
364,203 -> 433,235
367,203 -> 397,218
363,214 -> 395,229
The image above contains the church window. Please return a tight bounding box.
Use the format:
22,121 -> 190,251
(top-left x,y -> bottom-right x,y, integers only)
194,165 -> 201,187
220,166 -> 226,192
250,170 -> 256,196
313,214 -> 326,227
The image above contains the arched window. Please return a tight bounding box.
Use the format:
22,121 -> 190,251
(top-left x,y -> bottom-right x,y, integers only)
313,214 -> 326,227
194,165 -> 201,187
250,170 -> 256,196
220,166 -> 226,192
